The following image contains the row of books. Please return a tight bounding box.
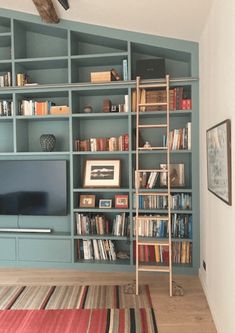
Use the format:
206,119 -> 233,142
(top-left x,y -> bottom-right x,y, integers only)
75,213 -> 129,237
136,171 -> 159,189
0,100 -> 13,117
133,213 -> 192,239
133,193 -> 192,210
0,72 -> 11,87
74,133 -> 129,152
136,164 -> 185,189
77,239 -> 117,261
19,100 -> 56,116
132,87 -> 192,112
163,122 -> 191,150
133,241 -> 192,264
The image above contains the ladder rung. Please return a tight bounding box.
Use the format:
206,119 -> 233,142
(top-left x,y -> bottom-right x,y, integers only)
138,147 -> 167,150
138,265 -> 170,272
137,169 -> 168,173
139,102 -> 167,107
137,192 -> 169,196
139,83 -> 167,89
135,215 -> 169,221
138,124 -> 167,128
137,240 -> 170,246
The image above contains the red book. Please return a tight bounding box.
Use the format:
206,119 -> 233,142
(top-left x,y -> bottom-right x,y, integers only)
149,245 -> 155,262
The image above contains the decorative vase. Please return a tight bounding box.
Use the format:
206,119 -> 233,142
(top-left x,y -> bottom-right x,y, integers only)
40,134 -> 56,152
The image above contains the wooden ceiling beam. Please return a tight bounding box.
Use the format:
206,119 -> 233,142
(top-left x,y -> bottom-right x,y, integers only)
32,0 -> 60,24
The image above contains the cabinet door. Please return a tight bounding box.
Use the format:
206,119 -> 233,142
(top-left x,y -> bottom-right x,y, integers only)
0,238 -> 16,260
18,238 -> 71,262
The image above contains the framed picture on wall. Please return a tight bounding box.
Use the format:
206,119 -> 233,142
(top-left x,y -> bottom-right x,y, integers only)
206,119 -> 232,205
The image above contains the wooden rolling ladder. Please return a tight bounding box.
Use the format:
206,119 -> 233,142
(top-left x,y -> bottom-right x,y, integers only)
135,75 -> 172,296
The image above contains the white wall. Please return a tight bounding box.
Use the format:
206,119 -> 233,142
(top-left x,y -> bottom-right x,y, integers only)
0,0 -> 213,42
200,0 -> 235,332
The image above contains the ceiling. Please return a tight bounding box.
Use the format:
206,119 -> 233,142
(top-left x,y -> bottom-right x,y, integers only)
0,0 -> 214,41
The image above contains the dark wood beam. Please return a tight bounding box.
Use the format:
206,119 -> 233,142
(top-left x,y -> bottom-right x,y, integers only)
57,0 -> 69,10
32,0 -> 60,23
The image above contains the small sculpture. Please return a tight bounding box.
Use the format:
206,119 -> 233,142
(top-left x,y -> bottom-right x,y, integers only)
143,141 -> 151,149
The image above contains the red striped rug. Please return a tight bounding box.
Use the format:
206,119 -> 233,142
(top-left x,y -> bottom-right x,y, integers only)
0,308 -> 158,332
0,285 -> 152,310
0,285 -> 158,332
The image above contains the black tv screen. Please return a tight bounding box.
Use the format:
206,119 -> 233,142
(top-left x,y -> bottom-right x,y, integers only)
0,160 -> 67,216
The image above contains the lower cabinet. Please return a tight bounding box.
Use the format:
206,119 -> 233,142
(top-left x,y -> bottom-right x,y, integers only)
18,238 -> 71,263
0,238 -> 16,261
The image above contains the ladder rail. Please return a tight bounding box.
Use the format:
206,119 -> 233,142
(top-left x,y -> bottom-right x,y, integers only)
135,75 -> 172,296
135,76 -> 140,294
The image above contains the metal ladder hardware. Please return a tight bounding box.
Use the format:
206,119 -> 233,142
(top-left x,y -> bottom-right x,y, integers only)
135,75 -> 173,296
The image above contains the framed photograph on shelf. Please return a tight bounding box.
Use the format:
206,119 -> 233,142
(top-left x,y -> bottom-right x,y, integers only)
99,199 -> 112,209
206,119 -> 232,205
79,195 -> 96,208
115,194 -> 128,208
83,159 -> 121,188
160,163 -> 185,187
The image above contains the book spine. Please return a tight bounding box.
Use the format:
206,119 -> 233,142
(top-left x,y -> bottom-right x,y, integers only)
123,59 -> 128,81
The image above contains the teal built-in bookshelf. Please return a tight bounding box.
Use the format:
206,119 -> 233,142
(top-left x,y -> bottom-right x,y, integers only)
0,8 -> 199,274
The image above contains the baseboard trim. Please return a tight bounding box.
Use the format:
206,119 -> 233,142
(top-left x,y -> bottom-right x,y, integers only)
199,268 -> 220,333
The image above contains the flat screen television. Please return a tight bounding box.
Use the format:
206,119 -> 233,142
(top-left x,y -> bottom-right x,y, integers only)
0,160 -> 67,216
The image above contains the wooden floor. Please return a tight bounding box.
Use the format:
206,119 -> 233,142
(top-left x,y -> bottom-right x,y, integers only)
0,269 -> 217,333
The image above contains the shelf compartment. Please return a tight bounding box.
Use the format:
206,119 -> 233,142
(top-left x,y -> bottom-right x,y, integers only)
70,31 -> 127,56
14,20 -> 68,59
72,116 -> 129,153
132,154 -> 192,188
15,90 -> 69,116
16,118 -> 70,153
75,238 -> 130,263
132,114 -> 191,150
74,191 -> 129,210
0,119 -> 14,152
15,58 -> 69,85
71,54 -> 127,83
73,153 -> 130,189
131,42 -> 191,79
0,17 -> 11,33
72,88 -> 128,114
0,35 -> 11,61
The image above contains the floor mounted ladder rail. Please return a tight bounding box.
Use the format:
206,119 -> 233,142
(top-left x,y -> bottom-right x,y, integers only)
135,75 -> 172,296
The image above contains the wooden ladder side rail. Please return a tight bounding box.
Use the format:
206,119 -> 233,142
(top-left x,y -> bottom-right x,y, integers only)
166,74 -> 173,297
135,76 -> 141,295
135,75 -> 173,297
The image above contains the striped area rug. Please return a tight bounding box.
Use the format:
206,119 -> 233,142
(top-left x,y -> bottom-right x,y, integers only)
0,285 -> 158,332
0,285 -> 152,310
0,308 -> 158,333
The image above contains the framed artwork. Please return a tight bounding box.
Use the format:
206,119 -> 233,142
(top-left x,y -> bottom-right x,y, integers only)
206,119 -> 232,205
115,194 -> 128,208
99,199 -> 112,209
83,159 -> 120,188
160,164 -> 185,187
79,195 -> 96,208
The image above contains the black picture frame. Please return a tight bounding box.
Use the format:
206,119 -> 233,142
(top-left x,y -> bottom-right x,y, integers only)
206,119 -> 232,205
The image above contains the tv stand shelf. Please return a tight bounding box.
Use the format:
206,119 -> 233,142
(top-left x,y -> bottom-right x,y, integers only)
0,8 -> 199,274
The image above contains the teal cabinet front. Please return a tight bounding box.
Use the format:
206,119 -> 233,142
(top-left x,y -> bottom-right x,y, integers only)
0,238 -> 16,260
18,238 -> 71,262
